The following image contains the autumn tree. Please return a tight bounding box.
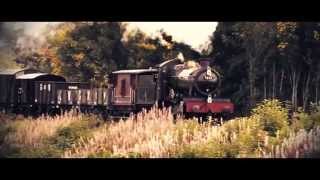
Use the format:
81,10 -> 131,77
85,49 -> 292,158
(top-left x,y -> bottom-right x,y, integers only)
46,22 -> 129,85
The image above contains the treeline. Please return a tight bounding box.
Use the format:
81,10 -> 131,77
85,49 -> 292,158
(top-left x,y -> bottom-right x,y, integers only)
4,22 -> 320,114
210,22 -> 320,114
12,22 -> 200,85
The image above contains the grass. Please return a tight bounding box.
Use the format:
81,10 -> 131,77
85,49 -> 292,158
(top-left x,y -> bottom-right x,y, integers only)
0,111 -> 101,157
0,99 -> 320,158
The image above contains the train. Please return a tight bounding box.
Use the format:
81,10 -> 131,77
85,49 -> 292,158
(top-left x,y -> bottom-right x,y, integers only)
0,54 -> 234,121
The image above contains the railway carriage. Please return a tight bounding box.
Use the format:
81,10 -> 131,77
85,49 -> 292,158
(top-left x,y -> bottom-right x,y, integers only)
107,69 -> 158,117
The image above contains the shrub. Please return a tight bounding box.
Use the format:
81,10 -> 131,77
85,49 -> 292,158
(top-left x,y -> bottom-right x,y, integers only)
252,99 -> 289,137
3,113 -> 101,158
291,111 -> 311,132
48,115 -> 100,151
309,111 -> 320,128
264,126 -> 320,158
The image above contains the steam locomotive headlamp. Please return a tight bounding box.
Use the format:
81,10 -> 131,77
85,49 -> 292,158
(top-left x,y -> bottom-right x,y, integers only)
206,67 -> 212,76
207,94 -> 213,103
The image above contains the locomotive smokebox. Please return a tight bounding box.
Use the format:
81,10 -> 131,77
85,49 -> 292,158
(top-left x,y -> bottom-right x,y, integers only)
167,58 -> 220,97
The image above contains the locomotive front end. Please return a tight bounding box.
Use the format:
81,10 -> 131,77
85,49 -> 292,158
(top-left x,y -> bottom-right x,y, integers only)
164,57 -> 234,121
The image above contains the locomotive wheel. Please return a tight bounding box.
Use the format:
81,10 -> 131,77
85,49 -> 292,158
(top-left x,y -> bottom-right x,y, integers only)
22,108 -> 30,118
93,108 -> 101,115
102,111 -> 109,120
48,108 -> 61,117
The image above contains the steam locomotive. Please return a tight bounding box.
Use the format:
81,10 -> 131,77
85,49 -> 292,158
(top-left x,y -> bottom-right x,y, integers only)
0,54 -> 234,120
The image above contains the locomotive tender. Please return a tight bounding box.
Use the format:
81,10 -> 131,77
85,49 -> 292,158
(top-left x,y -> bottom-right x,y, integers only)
0,54 -> 234,120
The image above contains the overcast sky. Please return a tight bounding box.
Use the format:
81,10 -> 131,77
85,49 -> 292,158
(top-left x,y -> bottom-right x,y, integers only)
23,22 -> 218,50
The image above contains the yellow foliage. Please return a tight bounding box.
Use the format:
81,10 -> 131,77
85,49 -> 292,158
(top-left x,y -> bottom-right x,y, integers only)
276,22 -> 297,34
314,30 -> 320,41
38,47 -> 62,75
73,52 -> 85,62
48,23 -> 75,46
277,42 -> 288,50
138,43 -> 157,50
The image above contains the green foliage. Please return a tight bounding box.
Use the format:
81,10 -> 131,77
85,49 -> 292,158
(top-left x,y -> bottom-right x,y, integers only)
48,115 -> 100,151
291,107 -> 320,132
0,123 -> 17,157
54,22 -> 128,83
88,151 -> 113,158
252,99 -> 289,136
292,111 -> 312,131
176,99 -> 291,158
210,22 -> 320,113
309,111 -> 320,127
176,143 -> 226,158
0,114 -> 101,158
124,28 -> 200,69
7,146 -> 61,158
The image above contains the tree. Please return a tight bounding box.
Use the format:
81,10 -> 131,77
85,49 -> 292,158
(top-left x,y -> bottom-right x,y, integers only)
47,22 -> 128,85
123,28 -> 200,69
210,21 -> 320,114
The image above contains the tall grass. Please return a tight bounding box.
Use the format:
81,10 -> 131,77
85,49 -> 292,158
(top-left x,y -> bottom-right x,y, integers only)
264,127 -> 320,158
1,99 -> 320,158
64,107 -> 208,158
0,111 -> 88,157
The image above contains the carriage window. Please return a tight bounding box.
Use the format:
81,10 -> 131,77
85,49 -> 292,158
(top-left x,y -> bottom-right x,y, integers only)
94,90 -> 98,105
44,84 -> 47,91
48,84 -> 51,92
57,90 -> 62,104
87,90 -> 91,103
121,79 -> 126,96
40,83 -> 43,91
67,90 -> 71,104
77,90 -> 81,105
103,91 -> 107,100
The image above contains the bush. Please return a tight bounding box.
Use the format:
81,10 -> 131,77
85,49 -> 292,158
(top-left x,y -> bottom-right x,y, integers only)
291,106 -> 320,132
252,99 -> 289,137
0,112 -> 101,158
48,115 -> 99,151
264,127 -> 320,158
309,111 -> 320,128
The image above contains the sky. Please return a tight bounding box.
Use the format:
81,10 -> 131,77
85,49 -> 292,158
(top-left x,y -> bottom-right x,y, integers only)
127,22 -> 217,50
23,22 -> 218,50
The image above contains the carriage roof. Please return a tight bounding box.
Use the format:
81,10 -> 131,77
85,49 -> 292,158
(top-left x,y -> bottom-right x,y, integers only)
16,73 -> 66,81
112,69 -> 158,74
0,68 -> 40,75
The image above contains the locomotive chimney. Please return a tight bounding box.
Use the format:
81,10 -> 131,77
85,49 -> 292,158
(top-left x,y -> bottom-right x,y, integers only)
199,60 -> 210,68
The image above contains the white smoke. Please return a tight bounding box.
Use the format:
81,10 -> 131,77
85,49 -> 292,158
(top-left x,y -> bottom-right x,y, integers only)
15,22 -> 61,53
